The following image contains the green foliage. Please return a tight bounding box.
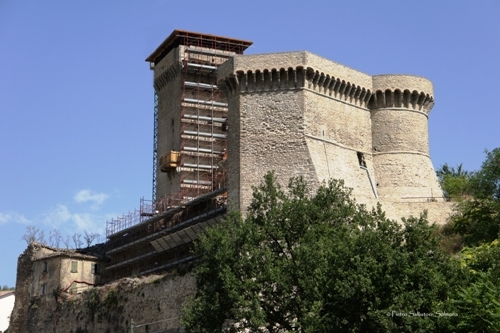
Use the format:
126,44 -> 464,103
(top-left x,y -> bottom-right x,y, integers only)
103,290 -> 119,308
85,288 -> 101,321
449,240 -> 500,332
435,222 -> 464,254
468,148 -> 500,200
436,163 -> 472,200
452,274 -> 500,333
446,148 -> 500,246
438,149 -> 500,246
182,172 -> 458,333
452,198 -> 500,246
459,240 -> 500,283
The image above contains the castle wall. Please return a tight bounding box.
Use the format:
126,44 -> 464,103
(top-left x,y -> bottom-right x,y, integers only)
154,46 -> 183,200
227,89 -> 318,212
303,90 -> 377,203
226,92 -> 242,210
370,75 -> 443,200
381,201 -> 454,225
220,52 -> 451,224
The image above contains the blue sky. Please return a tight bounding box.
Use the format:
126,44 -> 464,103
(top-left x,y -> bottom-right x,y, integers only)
1,0 -> 499,287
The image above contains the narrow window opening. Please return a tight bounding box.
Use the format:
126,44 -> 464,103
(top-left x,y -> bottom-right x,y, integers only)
357,152 -> 366,167
43,261 -> 48,273
41,284 -> 46,295
71,261 -> 78,273
91,263 -> 100,275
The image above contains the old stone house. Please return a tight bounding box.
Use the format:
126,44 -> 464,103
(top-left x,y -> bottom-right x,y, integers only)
31,247 -> 102,297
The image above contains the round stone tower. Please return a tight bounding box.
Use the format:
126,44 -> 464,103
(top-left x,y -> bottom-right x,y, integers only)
369,75 -> 443,201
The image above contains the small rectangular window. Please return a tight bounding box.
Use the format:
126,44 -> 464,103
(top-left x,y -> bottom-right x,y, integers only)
357,152 -> 366,167
91,263 -> 100,275
43,261 -> 48,273
71,261 -> 78,273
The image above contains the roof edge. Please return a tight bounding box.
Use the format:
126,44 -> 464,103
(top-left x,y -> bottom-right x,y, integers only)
145,29 -> 253,64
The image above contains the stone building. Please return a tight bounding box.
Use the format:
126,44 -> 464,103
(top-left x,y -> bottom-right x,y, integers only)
9,243 -> 104,332
147,30 -> 451,225
31,247 -> 102,297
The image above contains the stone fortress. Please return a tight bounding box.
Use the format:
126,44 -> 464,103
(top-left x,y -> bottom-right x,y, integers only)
150,30 -> 451,224
10,30 -> 452,333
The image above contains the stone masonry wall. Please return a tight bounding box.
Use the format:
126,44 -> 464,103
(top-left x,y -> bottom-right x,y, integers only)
230,89 -> 318,212
155,46 -> 183,200
10,243 -> 57,333
219,50 -> 452,224
303,89 -> 377,202
11,253 -> 195,333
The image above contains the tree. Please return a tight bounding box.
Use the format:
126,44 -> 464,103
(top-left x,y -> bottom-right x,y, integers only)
468,148 -> 500,200
182,173 -> 458,333
21,225 -> 46,245
436,148 -> 500,331
449,148 -> 500,246
449,240 -> 500,332
83,231 -> 100,248
72,233 -> 83,249
62,235 -> 71,249
49,229 -> 63,248
436,163 -> 472,200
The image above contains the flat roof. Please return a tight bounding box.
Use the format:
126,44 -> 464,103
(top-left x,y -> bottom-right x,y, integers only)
145,29 -> 253,64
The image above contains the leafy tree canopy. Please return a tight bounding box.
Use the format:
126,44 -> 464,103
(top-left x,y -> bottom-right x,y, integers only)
442,148 -> 500,246
436,163 -> 472,200
468,148 -> 500,200
183,172 -> 458,333
450,240 -> 500,332
436,148 -> 500,332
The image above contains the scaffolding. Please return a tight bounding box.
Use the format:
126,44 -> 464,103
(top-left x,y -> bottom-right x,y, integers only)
151,92 -> 159,203
104,31 -> 252,279
177,46 -> 226,199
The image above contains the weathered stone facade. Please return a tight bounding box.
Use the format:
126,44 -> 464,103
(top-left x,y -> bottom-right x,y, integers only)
10,243 -> 193,333
149,31 -> 451,223
10,243 -> 106,333
218,51 -> 451,223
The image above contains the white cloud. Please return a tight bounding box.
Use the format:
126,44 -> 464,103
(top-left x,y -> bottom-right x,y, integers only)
73,213 -> 98,231
0,212 -> 31,225
41,205 -> 105,234
0,212 -> 11,225
74,190 -> 109,209
43,205 -> 72,227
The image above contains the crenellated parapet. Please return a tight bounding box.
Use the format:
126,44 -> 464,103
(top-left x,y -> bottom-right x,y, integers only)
218,53 -> 373,108
369,75 -> 435,114
368,89 -> 434,114
220,66 -> 306,94
153,62 -> 182,92
305,68 -> 372,107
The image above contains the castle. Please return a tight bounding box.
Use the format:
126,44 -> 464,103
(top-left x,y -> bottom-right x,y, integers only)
149,30 -> 451,223
10,30 -> 452,332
